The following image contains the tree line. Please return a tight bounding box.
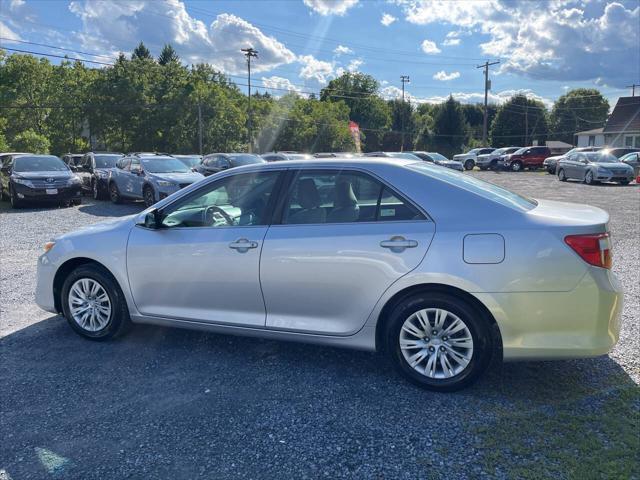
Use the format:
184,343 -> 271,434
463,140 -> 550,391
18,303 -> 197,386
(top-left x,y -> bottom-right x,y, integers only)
0,42 -> 611,158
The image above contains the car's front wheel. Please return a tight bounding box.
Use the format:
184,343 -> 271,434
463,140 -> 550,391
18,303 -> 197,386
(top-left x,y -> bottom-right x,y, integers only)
9,186 -> 23,208
558,168 -> 567,181
584,170 -> 596,185
143,185 -> 156,207
464,160 -> 474,171
61,264 -> 131,340
385,292 -> 493,392
109,182 -> 122,203
511,161 -> 523,172
92,179 -> 103,200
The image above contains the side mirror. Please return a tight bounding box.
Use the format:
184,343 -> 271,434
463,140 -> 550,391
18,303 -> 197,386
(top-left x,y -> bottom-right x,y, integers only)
142,209 -> 163,229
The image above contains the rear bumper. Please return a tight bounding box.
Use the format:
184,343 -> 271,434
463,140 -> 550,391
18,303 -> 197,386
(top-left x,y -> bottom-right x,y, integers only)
477,267 -> 623,361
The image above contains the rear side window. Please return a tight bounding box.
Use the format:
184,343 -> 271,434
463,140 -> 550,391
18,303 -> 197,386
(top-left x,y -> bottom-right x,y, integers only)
281,169 -> 425,225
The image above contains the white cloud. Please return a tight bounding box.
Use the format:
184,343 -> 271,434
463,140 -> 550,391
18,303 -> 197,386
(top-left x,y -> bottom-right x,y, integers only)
303,0 -> 359,16
260,76 -> 302,96
442,38 -> 461,46
418,89 -> 553,109
381,13 -> 397,26
420,39 -> 441,54
433,70 -> 460,81
298,54 -> 335,84
0,21 -> 21,41
397,0 -> 640,87
333,44 -> 353,55
68,1 -> 296,74
347,58 -> 364,72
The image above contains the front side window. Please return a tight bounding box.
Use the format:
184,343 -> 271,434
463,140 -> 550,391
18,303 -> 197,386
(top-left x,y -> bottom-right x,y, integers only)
161,171 -> 280,228
282,169 -> 424,225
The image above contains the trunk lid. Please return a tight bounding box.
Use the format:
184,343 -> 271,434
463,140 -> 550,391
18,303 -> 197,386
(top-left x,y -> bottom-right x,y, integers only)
527,199 -> 609,232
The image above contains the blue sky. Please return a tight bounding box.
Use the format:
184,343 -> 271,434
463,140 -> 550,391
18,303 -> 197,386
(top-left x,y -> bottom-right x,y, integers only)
1,0 -> 639,107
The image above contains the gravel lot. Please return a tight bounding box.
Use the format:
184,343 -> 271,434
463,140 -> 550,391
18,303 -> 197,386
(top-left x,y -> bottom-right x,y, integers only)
1,171 -> 638,479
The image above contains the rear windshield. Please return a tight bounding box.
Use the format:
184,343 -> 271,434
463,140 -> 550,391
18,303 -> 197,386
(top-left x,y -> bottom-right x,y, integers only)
586,153 -> 618,163
408,162 -> 537,211
388,152 -> 421,160
141,157 -> 190,173
427,152 -> 448,162
228,154 -> 265,166
95,155 -> 122,168
14,156 -> 68,172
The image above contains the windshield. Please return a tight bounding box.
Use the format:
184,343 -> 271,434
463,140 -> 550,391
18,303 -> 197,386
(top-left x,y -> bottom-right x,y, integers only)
175,156 -> 202,167
229,154 -> 265,166
14,155 -> 68,172
141,157 -> 190,173
587,153 -> 618,163
408,162 -> 537,211
427,152 -> 449,162
388,152 -> 421,160
94,154 -> 122,168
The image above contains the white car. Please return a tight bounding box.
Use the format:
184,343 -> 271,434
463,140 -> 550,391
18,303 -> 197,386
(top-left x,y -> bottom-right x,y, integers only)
453,148 -> 496,170
35,158 -> 623,391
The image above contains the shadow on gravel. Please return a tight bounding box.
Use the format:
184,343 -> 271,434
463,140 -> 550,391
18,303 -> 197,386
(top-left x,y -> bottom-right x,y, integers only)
1,317 -> 638,479
77,201 -> 144,217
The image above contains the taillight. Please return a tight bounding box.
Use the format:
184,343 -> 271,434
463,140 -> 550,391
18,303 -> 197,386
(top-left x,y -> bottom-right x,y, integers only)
564,233 -> 612,269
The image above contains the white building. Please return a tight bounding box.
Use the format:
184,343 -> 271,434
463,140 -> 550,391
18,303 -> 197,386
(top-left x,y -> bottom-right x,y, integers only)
575,96 -> 640,148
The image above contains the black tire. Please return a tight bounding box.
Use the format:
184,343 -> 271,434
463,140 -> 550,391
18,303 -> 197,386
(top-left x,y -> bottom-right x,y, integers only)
511,161 -> 523,172
619,180 -> 630,186
489,161 -> 498,171
109,182 -> 122,204
584,170 -> 595,185
558,168 -> 567,181
92,179 -> 102,200
464,159 -> 474,171
9,186 -> 23,208
60,264 -> 131,341
143,185 -> 156,207
72,197 -> 82,206
384,292 -> 493,392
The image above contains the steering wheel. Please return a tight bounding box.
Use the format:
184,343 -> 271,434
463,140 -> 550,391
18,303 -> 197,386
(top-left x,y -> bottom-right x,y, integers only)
204,205 -> 235,226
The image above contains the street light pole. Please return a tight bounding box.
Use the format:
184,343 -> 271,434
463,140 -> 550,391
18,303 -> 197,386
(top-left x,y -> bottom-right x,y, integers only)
241,47 -> 258,152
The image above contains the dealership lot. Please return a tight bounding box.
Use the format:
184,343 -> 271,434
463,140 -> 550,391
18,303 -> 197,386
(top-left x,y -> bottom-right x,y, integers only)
1,171 -> 638,479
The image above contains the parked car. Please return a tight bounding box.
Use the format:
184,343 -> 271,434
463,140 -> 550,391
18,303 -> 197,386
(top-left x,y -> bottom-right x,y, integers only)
195,153 -> 265,176
313,152 -> 359,158
36,158 -> 622,391
75,152 -> 123,199
408,151 -> 464,171
108,153 -> 204,207
364,152 -> 422,160
173,154 -> 202,169
62,153 -> 84,170
543,147 -> 604,174
1,154 -> 82,208
502,146 -> 551,172
557,151 -> 635,185
476,147 -> 521,171
453,148 -> 495,171
262,152 -> 313,161
602,147 -> 640,159
618,151 -> 640,177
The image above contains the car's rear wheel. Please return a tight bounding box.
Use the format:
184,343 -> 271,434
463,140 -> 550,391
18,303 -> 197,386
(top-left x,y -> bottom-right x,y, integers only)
61,265 -> 131,340
511,161 -> 523,172
109,182 -> 122,203
584,171 -> 596,185
143,185 -> 155,207
464,160 -> 474,171
385,292 -> 493,391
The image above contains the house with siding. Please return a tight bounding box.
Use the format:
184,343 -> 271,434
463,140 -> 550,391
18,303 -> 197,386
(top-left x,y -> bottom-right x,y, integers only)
575,96 -> 640,148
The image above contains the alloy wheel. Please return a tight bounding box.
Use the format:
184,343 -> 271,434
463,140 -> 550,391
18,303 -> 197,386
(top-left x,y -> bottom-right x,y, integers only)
109,183 -> 119,202
399,308 -> 473,379
68,278 -> 112,332
585,171 -> 593,184
144,187 -> 155,207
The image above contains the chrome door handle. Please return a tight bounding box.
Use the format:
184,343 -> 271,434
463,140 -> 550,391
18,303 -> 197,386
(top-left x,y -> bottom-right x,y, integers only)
380,236 -> 418,252
229,238 -> 258,252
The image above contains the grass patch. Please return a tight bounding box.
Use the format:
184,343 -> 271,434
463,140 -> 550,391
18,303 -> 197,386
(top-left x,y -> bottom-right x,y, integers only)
474,385 -> 640,479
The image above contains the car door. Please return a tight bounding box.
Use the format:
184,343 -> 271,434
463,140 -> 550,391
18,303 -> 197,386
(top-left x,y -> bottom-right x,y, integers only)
260,168 -> 435,336
127,169 -> 283,326
126,158 -> 145,198
112,157 -> 130,196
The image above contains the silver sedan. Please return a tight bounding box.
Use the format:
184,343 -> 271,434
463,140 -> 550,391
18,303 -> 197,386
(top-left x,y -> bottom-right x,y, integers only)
35,158 -> 623,391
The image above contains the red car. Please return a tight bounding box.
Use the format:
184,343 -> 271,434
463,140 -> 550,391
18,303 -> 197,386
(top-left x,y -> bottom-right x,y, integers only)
502,146 -> 552,172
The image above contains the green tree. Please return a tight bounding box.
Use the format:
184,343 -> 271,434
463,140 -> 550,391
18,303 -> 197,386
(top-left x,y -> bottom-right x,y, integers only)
550,88 -> 609,144
12,129 -> 50,153
132,42 -> 153,61
490,95 -> 549,147
381,99 -> 415,151
320,72 -> 390,151
461,103 -> 498,144
431,96 -> 468,157
158,44 -> 180,66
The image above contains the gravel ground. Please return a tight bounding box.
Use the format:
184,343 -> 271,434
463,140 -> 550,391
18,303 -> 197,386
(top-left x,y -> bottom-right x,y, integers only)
1,171 -> 638,479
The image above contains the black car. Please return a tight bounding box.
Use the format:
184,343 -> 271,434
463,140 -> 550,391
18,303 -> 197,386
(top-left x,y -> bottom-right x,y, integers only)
174,154 -> 203,169
195,153 -> 265,176
76,152 -> 123,199
0,154 -> 83,208
62,153 -> 84,170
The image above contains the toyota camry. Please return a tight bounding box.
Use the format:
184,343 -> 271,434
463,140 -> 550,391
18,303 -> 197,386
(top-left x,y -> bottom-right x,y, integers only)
35,158 -> 623,391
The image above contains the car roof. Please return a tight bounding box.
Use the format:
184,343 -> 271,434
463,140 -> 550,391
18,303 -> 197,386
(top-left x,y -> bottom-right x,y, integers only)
231,156 -> 416,170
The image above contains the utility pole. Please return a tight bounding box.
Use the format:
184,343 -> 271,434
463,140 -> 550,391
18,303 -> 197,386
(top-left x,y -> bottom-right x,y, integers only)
197,102 -> 203,155
524,103 -> 529,146
241,47 -> 258,152
625,84 -> 639,96
477,60 -> 500,146
400,75 -> 410,151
